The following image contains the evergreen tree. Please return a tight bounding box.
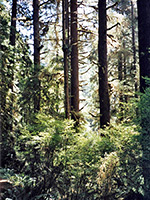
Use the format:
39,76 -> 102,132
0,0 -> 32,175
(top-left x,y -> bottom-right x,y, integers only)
137,1 -> 150,199
137,0 -> 150,93
70,0 -> 79,122
98,0 -> 110,128
33,0 -> 41,112
62,0 -> 70,119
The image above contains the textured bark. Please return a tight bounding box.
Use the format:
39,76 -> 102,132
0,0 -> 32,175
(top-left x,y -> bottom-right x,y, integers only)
137,0 -> 150,93
33,0 -> 41,112
98,0 -> 110,128
70,0 -> 79,120
62,0 -> 70,119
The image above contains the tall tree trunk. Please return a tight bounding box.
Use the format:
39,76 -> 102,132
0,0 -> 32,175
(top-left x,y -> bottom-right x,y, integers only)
70,0 -> 79,121
137,0 -> 150,93
62,0 -> 70,119
98,0 -> 110,128
33,0 -> 41,112
137,1 -> 150,199
118,52 -> 123,120
10,0 -> 17,46
9,0 -> 17,131
123,42 -> 128,103
131,1 -> 137,97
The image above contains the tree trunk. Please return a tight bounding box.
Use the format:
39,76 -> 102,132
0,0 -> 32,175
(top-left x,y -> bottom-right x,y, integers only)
131,1 -> 137,97
98,0 -> 110,128
123,42 -> 128,103
70,0 -> 79,121
10,0 -> 17,46
137,1 -> 150,199
9,0 -> 17,131
62,0 -> 70,119
33,0 -> 41,112
137,0 -> 150,93
118,52 -> 123,120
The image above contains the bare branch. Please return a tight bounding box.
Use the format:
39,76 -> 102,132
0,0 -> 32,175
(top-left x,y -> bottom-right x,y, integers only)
106,2 -> 118,10
107,22 -> 120,31
79,103 -> 88,111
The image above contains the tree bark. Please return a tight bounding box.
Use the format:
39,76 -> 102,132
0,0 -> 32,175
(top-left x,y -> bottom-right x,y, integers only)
118,52 -> 123,120
9,0 -> 17,131
62,0 -> 70,119
137,1 -> 150,199
131,1 -> 137,97
10,0 -> 17,46
70,0 -> 79,121
33,0 -> 41,112
137,0 -> 150,93
98,0 -> 110,128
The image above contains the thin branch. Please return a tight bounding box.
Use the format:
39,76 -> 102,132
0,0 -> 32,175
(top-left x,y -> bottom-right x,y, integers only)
79,103 -> 88,112
106,2 -> 118,10
107,22 -> 120,31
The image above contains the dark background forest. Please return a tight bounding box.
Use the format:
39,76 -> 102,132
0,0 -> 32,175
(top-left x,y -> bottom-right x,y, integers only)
1,0 -> 150,199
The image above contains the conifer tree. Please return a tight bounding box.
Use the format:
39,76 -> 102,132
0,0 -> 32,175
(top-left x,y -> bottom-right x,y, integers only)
137,1 -> 150,199
33,0 -> 41,112
98,0 -> 110,128
62,0 -> 70,119
137,0 -> 150,92
70,0 -> 79,122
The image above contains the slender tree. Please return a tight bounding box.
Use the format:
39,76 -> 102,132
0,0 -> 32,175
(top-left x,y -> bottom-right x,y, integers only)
33,0 -> 41,112
98,0 -> 110,128
62,0 -> 70,119
131,1 -> 137,96
118,52 -> 123,119
9,0 -> 17,132
10,0 -> 17,46
70,0 -> 79,121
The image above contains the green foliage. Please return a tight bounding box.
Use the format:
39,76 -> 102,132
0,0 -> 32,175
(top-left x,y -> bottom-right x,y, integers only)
138,86 -> 150,198
0,2 -> 16,167
0,168 -> 36,200
117,98 -> 139,123
1,1 -> 144,199
139,87 -> 150,132
6,117 -> 141,199
97,124 -> 143,199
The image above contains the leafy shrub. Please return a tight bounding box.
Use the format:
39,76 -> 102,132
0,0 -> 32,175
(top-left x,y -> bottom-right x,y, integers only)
138,87 -> 150,198
4,113 -> 143,199
97,124 -> 143,199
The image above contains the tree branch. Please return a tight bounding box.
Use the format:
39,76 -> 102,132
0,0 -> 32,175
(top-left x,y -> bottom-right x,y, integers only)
106,2 -> 118,10
107,22 -> 120,31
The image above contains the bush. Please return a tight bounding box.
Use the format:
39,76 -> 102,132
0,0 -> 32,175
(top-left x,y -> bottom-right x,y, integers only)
138,87 -> 150,199
3,113 -> 143,199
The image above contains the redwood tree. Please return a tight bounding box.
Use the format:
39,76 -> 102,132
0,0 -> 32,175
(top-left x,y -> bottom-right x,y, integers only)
137,0 -> 150,93
70,0 -> 79,121
33,0 -> 41,112
10,0 -> 17,46
137,1 -> 150,199
62,0 -> 70,119
98,0 -> 110,128
9,0 -> 17,132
